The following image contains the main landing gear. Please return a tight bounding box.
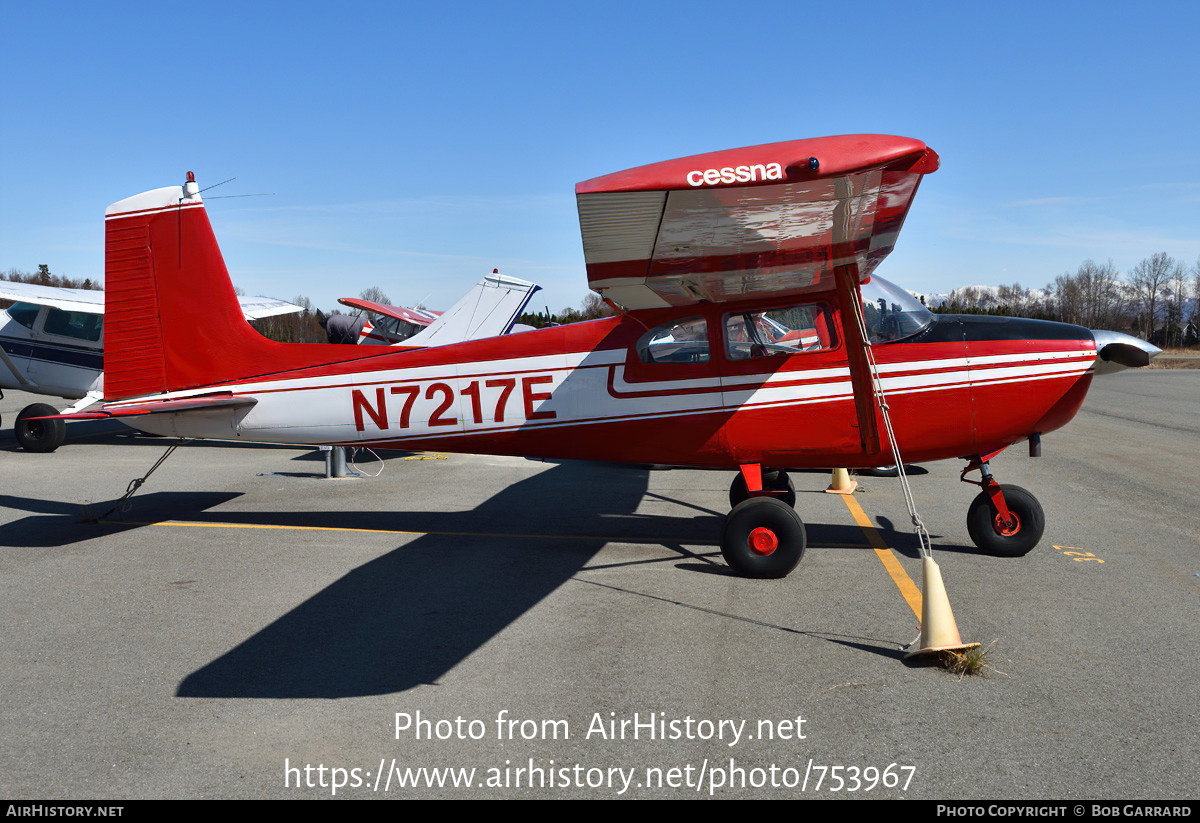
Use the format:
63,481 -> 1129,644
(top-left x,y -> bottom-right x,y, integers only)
961,454 -> 1044,557
721,465 -> 805,578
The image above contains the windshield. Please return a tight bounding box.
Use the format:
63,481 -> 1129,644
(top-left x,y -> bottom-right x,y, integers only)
6,302 -> 41,330
859,275 -> 934,343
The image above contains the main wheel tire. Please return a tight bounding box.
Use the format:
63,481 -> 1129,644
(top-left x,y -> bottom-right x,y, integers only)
15,403 -> 66,453
728,470 -> 796,508
720,497 -> 806,578
966,484 -> 1044,557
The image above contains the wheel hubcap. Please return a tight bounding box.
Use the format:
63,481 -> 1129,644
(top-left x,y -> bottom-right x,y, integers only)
748,527 -> 778,556
994,512 -> 1020,537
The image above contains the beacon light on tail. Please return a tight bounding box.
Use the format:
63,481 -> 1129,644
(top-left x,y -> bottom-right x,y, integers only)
70,135 -> 1158,577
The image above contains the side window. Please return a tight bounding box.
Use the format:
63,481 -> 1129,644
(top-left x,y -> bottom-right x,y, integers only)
6,302 -> 42,330
636,316 -> 709,364
42,308 -> 103,343
724,304 -> 837,360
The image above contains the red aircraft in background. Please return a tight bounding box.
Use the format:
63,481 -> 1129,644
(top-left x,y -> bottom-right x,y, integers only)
326,269 -> 539,347
63,135 -> 1158,578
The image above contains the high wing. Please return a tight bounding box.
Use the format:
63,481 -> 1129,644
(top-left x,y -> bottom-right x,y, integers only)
400,271 -> 541,348
336,298 -> 440,327
576,134 -> 939,310
235,295 -> 306,321
0,280 -> 302,321
0,281 -> 105,314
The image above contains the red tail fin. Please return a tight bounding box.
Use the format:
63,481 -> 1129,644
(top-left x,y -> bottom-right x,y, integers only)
103,174 -> 382,401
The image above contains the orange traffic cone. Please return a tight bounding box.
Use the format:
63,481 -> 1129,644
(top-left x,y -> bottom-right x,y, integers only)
904,556 -> 980,660
824,468 -> 857,495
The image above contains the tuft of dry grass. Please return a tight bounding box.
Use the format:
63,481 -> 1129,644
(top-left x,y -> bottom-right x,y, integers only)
937,642 -> 1007,679
1148,357 -> 1200,369
1148,347 -> 1200,369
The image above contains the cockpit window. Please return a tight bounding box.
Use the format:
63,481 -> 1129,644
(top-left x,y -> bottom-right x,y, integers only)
858,275 -> 934,343
7,302 -> 41,330
724,303 -> 837,359
42,308 -> 103,342
637,316 -> 709,364
375,315 -> 401,335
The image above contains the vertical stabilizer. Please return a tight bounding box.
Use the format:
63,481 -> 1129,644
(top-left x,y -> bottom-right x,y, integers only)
104,174 -> 257,399
103,173 -> 387,401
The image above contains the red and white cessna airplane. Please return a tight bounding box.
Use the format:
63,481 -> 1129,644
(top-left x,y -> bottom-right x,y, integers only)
65,135 -> 1158,578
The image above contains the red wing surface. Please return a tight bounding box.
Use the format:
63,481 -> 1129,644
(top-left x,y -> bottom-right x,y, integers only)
337,299 -> 438,327
576,135 -> 938,309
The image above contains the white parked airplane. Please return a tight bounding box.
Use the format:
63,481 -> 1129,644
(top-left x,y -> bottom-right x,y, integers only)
0,280 -> 304,452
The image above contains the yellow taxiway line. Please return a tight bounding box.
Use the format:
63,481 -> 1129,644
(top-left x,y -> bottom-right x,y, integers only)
839,494 -> 923,619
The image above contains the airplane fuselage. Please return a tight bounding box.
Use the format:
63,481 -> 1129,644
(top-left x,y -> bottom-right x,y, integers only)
120,297 -> 1096,470
0,306 -> 103,400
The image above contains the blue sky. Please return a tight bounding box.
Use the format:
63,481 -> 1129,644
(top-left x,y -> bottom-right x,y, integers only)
3,1 -> 1199,312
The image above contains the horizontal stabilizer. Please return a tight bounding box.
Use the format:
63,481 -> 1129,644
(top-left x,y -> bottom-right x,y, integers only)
40,392 -> 256,420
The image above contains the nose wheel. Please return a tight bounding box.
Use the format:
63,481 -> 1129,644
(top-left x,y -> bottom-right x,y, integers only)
961,455 -> 1044,556
966,484 -> 1043,556
720,496 -> 806,578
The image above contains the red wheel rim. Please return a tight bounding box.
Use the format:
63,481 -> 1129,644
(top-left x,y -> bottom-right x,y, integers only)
993,512 -> 1020,537
748,527 -> 778,556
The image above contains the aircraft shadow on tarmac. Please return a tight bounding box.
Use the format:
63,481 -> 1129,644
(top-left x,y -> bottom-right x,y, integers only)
0,459 -> 951,694
175,461 -> 660,698
168,460 -> 937,698
0,491 -> 242,547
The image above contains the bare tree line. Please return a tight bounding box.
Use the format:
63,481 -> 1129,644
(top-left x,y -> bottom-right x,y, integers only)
4,264 -> 100,291
931,253 -> 1200,347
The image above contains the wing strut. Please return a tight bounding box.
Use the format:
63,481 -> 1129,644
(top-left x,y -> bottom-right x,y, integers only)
833,265 -> 881,455
830,176 -> 881,456
826,177 -> 977,659
832,210 -> 980,660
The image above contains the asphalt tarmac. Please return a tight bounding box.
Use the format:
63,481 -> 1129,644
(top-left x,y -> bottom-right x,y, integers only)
1,370 -> 1197,799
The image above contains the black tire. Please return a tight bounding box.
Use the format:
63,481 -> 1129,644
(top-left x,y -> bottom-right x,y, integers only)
966,484 -> 1044,557
728,470 -> 796,508
15,403 -> 66,453
720,497 -> 806,578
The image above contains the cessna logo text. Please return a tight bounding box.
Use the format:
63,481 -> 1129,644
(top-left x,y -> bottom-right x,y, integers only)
686,163 -> 784,187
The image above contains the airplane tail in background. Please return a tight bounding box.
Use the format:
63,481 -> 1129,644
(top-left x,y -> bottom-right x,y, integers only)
402,271 -> 540,348
103,174 -> 385,401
